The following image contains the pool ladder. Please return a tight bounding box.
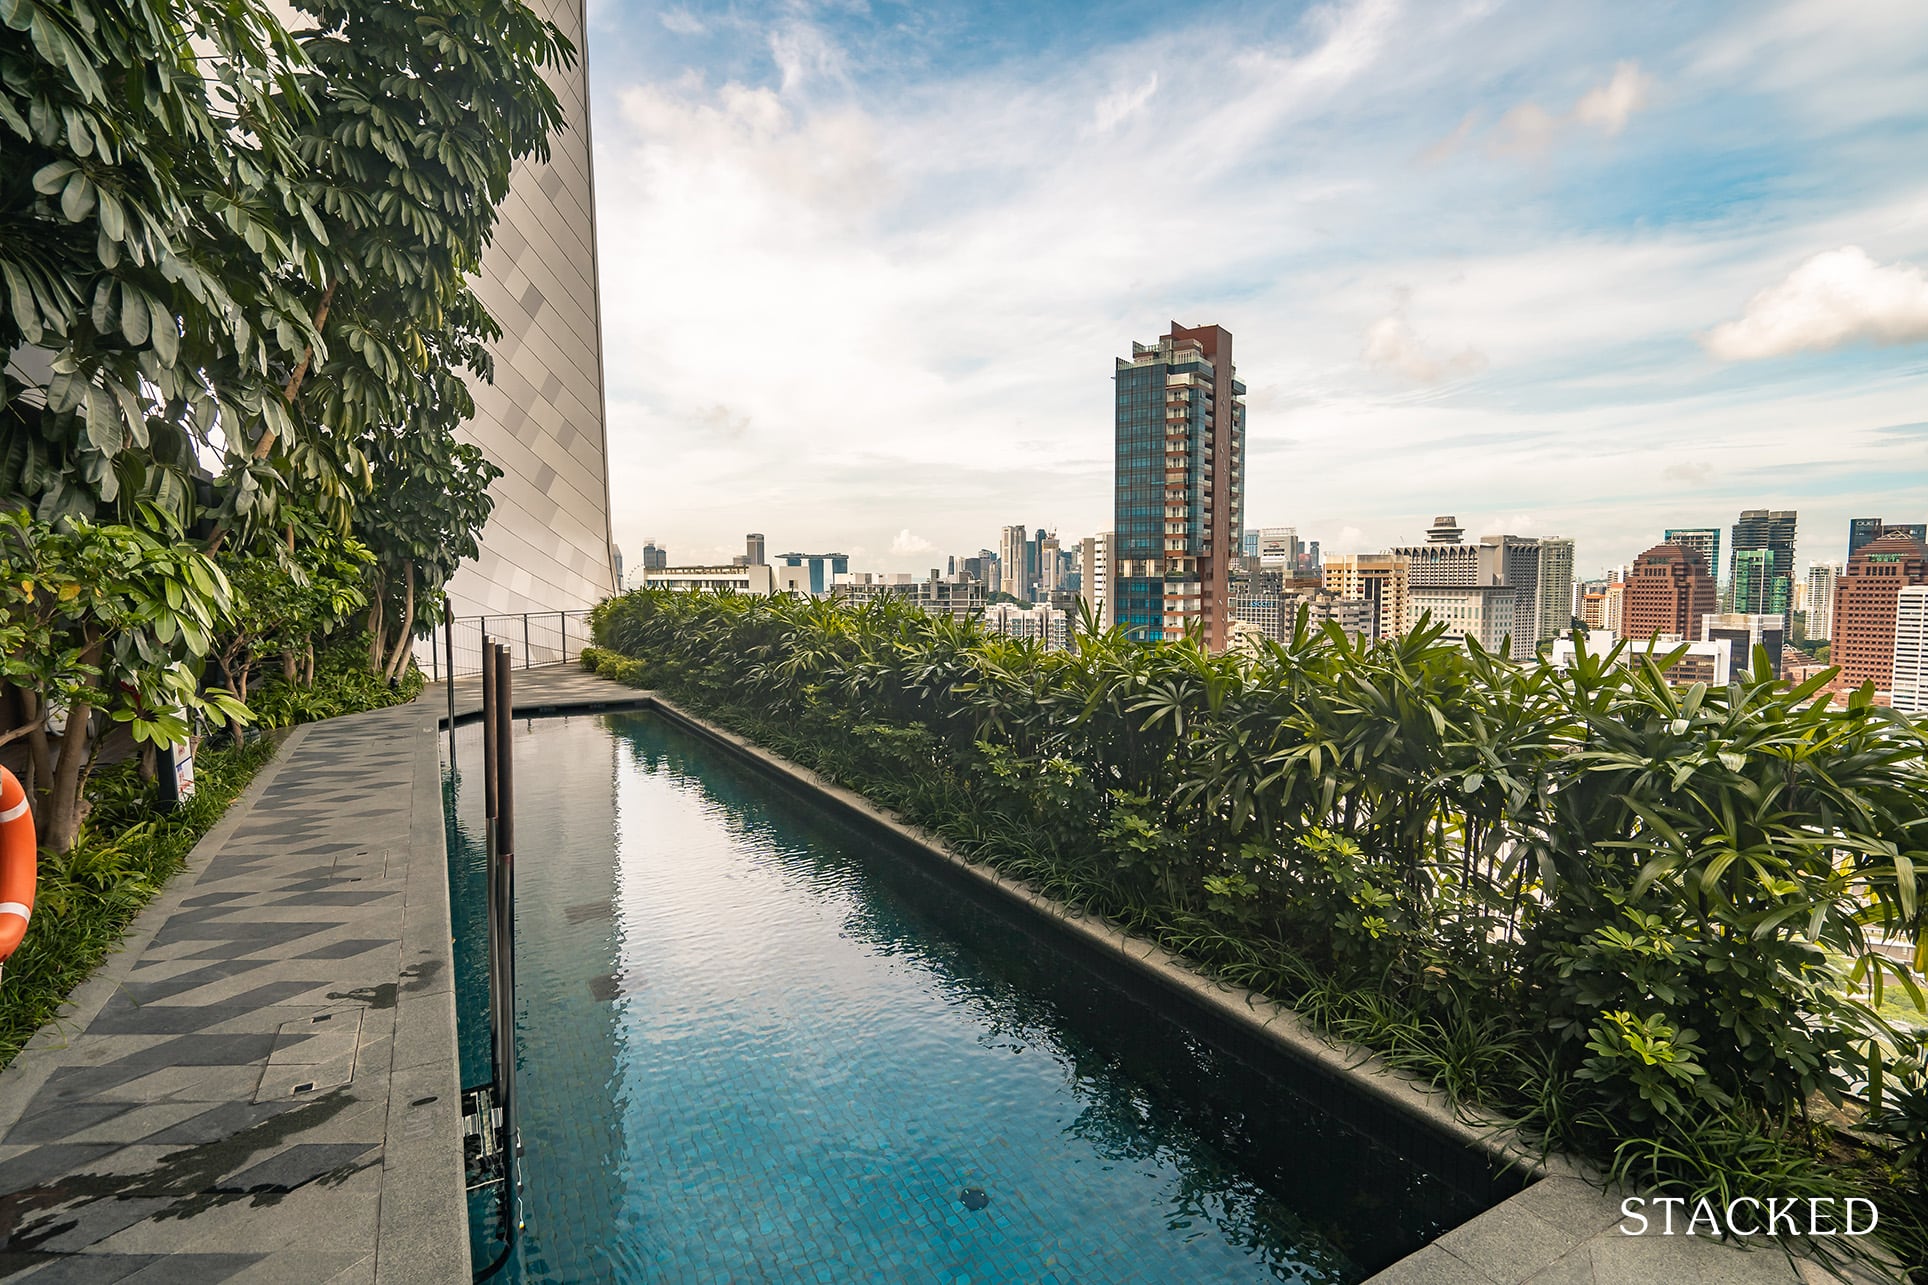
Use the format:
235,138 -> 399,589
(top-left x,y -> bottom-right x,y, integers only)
469,639 -> 523,1281
461,1088 -> 520,1193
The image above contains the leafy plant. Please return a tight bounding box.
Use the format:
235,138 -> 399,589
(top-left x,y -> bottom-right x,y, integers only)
586,586 -> 1928,1275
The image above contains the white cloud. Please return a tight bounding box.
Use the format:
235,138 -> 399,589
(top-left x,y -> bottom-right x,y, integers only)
889,529 -> 936,556
1572,61 -> 1652,136
1705,247 -> 1928,360
659,8 -> 704,36
1495,101 -> 1560,154
1364,308 -> 1487,383
1494,61 -> 1653,155
770,21 -> 845,94
592,1 -> 1928,577
1093,73 -> 1159,133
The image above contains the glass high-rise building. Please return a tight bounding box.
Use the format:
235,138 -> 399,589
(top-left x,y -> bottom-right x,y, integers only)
1113,323 -> 1245,648
1663,528 -> 1721,585
1850,517 -> 1926,563
1727,510 -> 1797,623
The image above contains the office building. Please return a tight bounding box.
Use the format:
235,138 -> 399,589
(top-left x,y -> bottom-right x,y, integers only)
641,541 -> 669,572
1113,322 -> 1246,648
1242,530 -> 1259,557
1805,563 -> 1841,641
1893,587 -> 1928,715
611,546 -> 624,592
1850,517 -> 1927,564
1395,516 -> 1500,588
444,0 -> 617,621
1624,544 -> 1717,644
1409,584 -> 1519,654
1727,509 -> 1797,622
745,534 -> 766,566
776,552 -> 850,597
1701,613 -> 1786,679
1664,529 -> 1721,593
1254,527 -> 1300,565
1833,530 -> 1928,690
1079,533 -> 1112,629
645,564 -> 776,595
1322,552 -> 1411,641
1483,535 -> 1545,652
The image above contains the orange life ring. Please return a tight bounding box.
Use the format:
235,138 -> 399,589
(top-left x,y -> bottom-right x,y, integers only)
0,767 -> 36,967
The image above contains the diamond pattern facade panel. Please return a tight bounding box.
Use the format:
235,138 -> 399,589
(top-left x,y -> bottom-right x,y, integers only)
446,0 -> 618,618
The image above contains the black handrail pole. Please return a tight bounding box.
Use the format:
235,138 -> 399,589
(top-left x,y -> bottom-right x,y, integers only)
492,643 -> 521,1236
522,615 -> 531,669
480,638 -> 498,824
443,596 -> 457,747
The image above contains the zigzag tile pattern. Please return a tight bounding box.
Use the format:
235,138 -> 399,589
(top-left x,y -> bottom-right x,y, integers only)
0,704 -> 436,1284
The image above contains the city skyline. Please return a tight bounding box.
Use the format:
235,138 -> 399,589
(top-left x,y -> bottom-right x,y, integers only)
585,1 -> 1928,580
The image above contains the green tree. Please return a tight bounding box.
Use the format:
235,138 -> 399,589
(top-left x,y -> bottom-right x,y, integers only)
210,516 -> 372,733
353,420 -> 500,679
0,509 -> 245,851
1,0 -> 322,528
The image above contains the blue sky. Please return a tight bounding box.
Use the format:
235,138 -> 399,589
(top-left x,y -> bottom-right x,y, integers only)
583,0 -> 1928,578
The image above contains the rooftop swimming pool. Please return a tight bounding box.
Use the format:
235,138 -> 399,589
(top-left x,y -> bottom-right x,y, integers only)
443,709 -> 1517,1283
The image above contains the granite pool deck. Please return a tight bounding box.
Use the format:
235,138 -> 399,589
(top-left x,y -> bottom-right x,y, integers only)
0,662 -> 1887,1284
0,695 -> 463,1283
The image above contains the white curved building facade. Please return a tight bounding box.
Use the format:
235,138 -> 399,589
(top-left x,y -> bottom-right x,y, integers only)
445,0 -> 618,621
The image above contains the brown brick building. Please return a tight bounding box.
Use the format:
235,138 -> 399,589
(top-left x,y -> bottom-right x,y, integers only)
1622,543 -> 1717,643
1832,530 -> 1928,689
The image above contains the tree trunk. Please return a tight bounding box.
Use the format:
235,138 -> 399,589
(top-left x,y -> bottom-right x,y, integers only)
366,581 -> 385,673
19,688 -> 53,816
229,666 -> 251,746
384,561 -> 416,681
282,649 -> 299,682
303,639 -> 315,686
45,694 -> 96,854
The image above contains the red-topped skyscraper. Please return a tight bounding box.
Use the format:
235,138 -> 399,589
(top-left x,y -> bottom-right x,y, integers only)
1112,323 -> 1246,650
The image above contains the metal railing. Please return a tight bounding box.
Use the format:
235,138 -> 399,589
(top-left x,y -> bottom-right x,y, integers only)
425,610 -> 594,682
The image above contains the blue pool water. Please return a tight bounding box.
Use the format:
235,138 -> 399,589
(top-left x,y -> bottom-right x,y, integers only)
444,710 -> 1512,1282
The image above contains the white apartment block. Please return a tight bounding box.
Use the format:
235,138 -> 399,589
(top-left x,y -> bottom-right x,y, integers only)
1894,586 -> 1928,714
984,602 -> 1071,650
645,565 -> 777,595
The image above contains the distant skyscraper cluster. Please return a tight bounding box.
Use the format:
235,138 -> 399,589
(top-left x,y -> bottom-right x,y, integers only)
624,321 -> 1927,700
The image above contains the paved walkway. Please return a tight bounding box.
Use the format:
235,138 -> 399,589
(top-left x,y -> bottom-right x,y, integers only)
0,699 -> 462,1284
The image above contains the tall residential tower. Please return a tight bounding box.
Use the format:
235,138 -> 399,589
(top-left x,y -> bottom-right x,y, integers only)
1113,323 -> 1246,648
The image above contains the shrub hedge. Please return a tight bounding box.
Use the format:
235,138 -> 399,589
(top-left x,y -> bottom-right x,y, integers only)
587,588 -> 1928,1277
